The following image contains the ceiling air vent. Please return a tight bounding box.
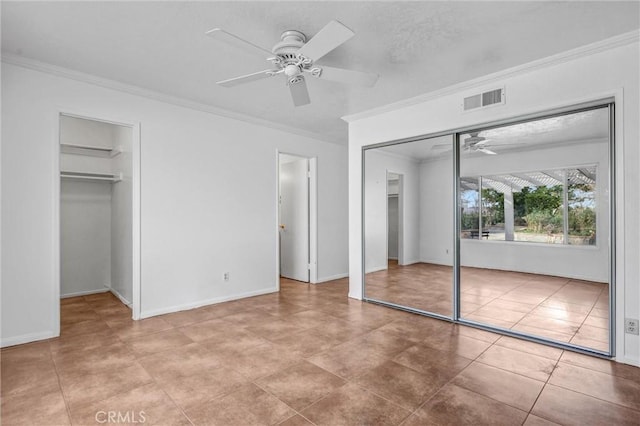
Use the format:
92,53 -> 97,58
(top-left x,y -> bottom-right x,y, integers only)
463,87 -> 505,111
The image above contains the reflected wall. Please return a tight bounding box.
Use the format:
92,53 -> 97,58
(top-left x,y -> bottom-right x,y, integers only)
364,135 -> 454,317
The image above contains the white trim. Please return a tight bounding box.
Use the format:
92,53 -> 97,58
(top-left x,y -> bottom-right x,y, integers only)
275,150 -> 281,292
316,273 -> 349,283
365,265 -> 388,274
1,331 -> 58,349
52,112 -> 61,338
139,287 -> 278,319
131,122 -> 141,320
309,158 -> 319,284
276,151 -> 318,285
110,288 -> 132,307
348,292 -> 363,301
612,89 -> 626,362
377,149 -> 420,164
622,357 -> 640,367
60,288 -> 110,298
2,53 -> 342,146
342,30 -> 640,123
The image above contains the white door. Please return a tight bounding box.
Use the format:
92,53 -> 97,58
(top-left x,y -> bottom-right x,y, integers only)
279,156 -> 309,282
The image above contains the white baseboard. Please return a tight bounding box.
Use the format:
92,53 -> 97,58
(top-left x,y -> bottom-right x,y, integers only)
60,287 -> 110,298
365,265 -> 388,274
315,273 -> 349,283
348,292 -> 363,301
1,330 -> 57,348
139,287 -> 278,319
620,356 -> 640,367
110,288 -> 132,307
419,259 -> 453,267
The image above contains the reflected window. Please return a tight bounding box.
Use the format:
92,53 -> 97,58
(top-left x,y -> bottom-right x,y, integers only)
460,178 -> 480,238
461,166 -> 597,245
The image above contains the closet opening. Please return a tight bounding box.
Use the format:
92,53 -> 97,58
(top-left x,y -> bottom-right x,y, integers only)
57,112 -> 140,333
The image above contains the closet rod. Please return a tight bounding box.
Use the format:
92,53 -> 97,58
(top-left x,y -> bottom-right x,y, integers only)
60,171 -> 122,182
60,143 -> 122,157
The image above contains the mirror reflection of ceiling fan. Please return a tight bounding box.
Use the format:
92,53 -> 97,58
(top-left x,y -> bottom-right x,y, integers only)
431,132 -> 521,155
464,132 -> 497,155
206,20 -> 379,107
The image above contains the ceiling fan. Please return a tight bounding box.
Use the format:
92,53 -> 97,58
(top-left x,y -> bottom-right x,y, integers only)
206,20 -> 379,106
464,132 -> 497,155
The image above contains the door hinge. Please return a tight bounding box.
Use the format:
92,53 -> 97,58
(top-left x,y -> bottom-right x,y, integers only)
307,171 -> 311,178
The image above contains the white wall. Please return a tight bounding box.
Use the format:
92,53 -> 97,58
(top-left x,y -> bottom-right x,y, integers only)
111,125 -> 133,304
60,180 -> 112,297
1,61 -> 348,346
348,35 -> 639,365
419,156 -> 454,266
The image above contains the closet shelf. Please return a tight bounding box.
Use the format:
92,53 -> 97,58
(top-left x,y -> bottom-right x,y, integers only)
61,171 -> 123,183
60,143 -> 122,158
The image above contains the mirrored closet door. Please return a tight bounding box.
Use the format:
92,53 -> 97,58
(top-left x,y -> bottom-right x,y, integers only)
457,106 -> 612,353
363,135 -> 454,318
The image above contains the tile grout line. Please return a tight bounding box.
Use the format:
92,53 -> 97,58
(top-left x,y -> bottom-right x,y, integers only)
48,340 -> 74,426
522,348 -> 565,424
394,328 -> 502,423
541,362 -> 640,414
251,380 -> 319,426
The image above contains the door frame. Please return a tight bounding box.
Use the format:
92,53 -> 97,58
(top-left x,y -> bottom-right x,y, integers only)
385,170 -> 404,266
275,150 -> 318,288
53,108 -> 142,331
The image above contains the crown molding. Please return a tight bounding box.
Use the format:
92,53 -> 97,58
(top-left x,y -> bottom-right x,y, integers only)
1,53 -> 344,146
342,29 -> 640,123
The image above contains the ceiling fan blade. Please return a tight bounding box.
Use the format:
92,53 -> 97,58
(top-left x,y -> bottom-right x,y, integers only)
217,70 -> 277,88
206,28 -> 273,58
289,77 -> 310,106
297,20 -> 354,61
478,148 -> 497,155
315,65 -> 378,87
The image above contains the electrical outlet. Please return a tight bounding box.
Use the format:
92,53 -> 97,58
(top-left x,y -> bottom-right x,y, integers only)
625,318 -> 639,335
223,272 -> 230,282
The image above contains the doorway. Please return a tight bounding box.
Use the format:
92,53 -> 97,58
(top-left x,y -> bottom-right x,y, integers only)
386,171 -> 402,266
277,152 -> 317,284
55,111 -> 141,334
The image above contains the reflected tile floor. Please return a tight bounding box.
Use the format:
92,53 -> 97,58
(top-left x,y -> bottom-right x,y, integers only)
2,278 -> 637,426
366,261 -> 610,352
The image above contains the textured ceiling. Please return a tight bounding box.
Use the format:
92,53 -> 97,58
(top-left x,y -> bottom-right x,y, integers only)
2,1 -> 638,144
378,107 -> 609,161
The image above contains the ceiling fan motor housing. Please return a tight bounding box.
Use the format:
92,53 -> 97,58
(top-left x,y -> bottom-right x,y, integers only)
271,30 -> 317,84
272,30 -> 306,55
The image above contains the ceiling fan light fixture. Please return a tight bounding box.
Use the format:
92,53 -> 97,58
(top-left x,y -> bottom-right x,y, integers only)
284,64 -> 301,77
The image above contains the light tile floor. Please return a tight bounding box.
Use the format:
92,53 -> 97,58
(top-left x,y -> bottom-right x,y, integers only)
1,277 -> 638,425
366,261 -> 610,351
